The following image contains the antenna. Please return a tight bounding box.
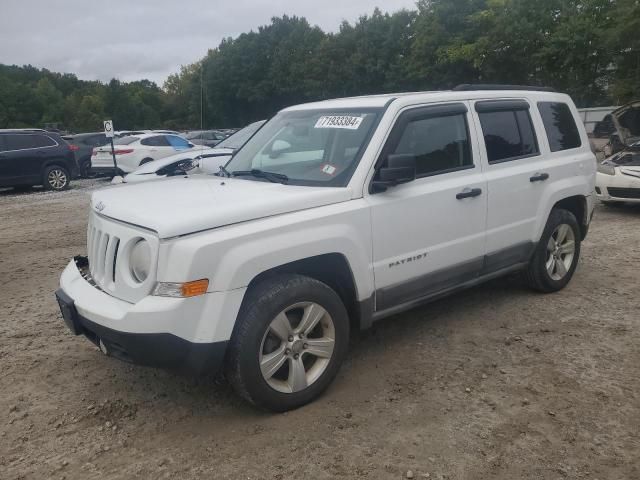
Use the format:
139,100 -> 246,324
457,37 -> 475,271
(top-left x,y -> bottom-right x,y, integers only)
200,62 -> 204,131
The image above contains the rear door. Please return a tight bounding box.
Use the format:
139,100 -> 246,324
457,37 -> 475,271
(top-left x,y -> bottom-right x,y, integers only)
367,102 -> 488,312
471,98 -> 582,270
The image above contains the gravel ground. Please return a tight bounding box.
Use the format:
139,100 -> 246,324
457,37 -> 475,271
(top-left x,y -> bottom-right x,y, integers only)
0,179 -> 638,480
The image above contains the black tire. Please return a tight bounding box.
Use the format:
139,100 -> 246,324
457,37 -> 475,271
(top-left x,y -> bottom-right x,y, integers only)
139,158 -> 154,166
225,274 -> 349,412
43,165 -> 70,191
80,160 -> 94,178
524,208 -> 581,293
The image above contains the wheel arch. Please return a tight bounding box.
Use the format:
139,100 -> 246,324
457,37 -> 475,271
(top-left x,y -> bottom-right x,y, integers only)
243,253 -> 367,333
552,195 -> 588,239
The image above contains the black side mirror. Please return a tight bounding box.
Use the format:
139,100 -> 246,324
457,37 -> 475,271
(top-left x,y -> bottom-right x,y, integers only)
372,154 -> 416,192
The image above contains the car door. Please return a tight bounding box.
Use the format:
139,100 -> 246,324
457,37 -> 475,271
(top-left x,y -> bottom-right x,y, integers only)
471,99 -> 561,269
1,134 -> 42,184
366,102 -> 488,312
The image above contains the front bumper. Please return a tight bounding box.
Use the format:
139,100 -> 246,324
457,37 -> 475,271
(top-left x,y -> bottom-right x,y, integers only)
56,257 -> 244,374
56,288 -> 227,374
595,171 -> 640,203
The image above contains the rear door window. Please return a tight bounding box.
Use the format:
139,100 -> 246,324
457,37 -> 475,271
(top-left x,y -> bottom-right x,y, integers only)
537,102 -> 582,152
477,102 -> 539,163
4,134 -> 39,151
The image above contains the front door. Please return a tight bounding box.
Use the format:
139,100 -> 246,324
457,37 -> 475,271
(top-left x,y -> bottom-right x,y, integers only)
366,103 -> 488,312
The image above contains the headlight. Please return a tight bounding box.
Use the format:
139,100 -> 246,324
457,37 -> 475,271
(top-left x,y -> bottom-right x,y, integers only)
597,162 -> 616,175
130,239 -> 151,283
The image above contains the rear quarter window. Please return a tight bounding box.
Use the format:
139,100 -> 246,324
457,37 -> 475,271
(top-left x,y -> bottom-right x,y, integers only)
537,102 -> 582,152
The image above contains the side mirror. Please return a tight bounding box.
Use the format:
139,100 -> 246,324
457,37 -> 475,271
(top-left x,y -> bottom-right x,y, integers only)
372,154 -> 416,192
269,139 -> 291,158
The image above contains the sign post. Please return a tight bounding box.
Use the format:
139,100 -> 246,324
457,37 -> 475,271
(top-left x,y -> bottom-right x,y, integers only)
103,120 -> 117,178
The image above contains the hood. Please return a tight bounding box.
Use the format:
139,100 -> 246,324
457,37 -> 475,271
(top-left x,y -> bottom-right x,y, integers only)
612,101 -> 640,147
90,176 -> 352,238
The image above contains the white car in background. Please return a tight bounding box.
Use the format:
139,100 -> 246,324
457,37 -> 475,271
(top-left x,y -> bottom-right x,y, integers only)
595,101 -> 640,204
91,133 -> 195,174
123,120 -> 266,183
123,147 -> 230,183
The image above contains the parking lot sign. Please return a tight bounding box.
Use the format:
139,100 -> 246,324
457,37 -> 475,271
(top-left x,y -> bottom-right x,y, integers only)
104,120 -> 114,138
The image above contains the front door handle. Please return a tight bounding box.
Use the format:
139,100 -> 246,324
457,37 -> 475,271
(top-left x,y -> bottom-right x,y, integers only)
530,172 -> 549,182
456,187 -> 482,200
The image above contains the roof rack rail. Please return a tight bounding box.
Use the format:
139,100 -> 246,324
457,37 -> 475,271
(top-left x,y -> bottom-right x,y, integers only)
453,84 -> 556,93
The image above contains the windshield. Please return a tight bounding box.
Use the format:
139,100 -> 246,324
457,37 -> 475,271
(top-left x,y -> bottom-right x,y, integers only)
224,110 -> 380,186
216,120 -> 266,149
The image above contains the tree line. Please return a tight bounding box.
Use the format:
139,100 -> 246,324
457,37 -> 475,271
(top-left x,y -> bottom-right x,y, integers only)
1,0 -> 638,132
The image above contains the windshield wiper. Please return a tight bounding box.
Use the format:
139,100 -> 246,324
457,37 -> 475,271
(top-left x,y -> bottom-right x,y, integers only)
216,164 -> 231,177
231,169 -> 289,184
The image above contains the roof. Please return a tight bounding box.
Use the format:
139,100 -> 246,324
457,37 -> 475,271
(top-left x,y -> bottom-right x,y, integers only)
0,128 -> 48,133
282,87 -> 567,112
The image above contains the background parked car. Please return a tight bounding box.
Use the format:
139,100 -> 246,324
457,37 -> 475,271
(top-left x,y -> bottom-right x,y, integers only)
91,133 -> 195,174
186,130 -> 228,147
0,129 -> 78,191
63,132 -> 108,177
123,120 -> 266,182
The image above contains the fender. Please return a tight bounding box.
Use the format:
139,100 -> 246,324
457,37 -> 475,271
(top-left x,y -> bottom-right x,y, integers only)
533,175 -> 591,241
156,199 -> 375,301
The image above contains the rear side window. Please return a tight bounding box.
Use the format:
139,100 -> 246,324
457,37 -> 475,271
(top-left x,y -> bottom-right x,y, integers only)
166,135 -> 190,148
537,102 -> 582,152
477,104 -> 539,163
141,135 -> 170,147
392,112 -> 472,176
3,134 -> 41,150
32,134 -> 57,147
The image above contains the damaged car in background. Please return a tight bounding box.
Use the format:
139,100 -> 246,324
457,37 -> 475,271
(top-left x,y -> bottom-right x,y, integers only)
123,120 -> 266,183
596,101 -> 640,204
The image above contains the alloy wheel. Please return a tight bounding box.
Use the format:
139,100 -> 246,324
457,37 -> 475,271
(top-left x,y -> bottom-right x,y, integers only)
48,169 -> 68,190
545,223 -> 576,281
259,302 -> 335,394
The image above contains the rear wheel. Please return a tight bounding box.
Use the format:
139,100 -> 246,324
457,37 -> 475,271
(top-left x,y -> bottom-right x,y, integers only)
225,274 -> 349,412
43,165 -> 70,191
524,208 -> 581,292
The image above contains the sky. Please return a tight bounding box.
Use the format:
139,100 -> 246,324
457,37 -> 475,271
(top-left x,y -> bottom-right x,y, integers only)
0,0 -> 417,86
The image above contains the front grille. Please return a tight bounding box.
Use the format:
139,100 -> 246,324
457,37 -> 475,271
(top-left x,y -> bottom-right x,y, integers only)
87,224 -> 121,286
85,211 -> 158,303
607,187 -> 640,199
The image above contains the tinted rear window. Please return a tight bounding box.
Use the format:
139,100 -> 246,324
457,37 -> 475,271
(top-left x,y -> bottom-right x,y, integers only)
478,109 -> 539,163
537,102 -> 582,152
141,135 -> 170,146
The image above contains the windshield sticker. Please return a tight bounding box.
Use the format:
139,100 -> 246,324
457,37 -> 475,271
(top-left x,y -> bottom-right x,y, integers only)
315,116 -> 363,130
321,164 -> 337,176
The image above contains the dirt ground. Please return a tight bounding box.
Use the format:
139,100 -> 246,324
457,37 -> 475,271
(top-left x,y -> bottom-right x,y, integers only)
0,179 -> 638,480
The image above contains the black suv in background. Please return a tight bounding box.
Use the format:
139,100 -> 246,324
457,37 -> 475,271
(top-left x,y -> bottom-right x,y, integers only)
63,132 -> 107,177
0,129 -> 78,191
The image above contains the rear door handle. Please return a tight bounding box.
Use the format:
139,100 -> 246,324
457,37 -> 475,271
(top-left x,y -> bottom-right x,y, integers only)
530,172 -> 549,182
456,187 -> 482,200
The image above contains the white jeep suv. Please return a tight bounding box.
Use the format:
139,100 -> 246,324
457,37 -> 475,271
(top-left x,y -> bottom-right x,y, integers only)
56,86 -> 596,411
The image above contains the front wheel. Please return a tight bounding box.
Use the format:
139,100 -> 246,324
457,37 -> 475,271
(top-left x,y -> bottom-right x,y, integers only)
225,274 -> 349,412
524,208 -> 581,292
43,165 -> 70,191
